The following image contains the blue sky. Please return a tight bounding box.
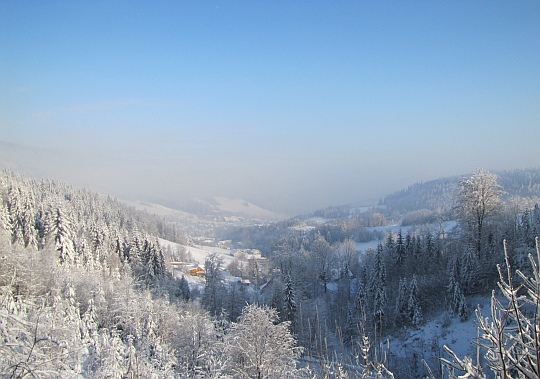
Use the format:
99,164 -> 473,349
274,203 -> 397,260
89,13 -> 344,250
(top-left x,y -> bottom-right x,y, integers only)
1,1 -> 539,214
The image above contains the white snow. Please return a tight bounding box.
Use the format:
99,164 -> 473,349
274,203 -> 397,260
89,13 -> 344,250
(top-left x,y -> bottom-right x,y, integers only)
160,238 -> 234,265
387,295 -> 493,375
212,197 -> 286,220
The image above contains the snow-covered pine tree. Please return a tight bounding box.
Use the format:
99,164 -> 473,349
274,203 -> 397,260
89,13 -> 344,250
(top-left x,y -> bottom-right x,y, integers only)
21,194 -> 38,250
460,244 -> 480,294
394,278 -> 409,327
520,209 -> 535,248
343,302 -> 356,343
51,206 -> 75,265
0,194 -> 10,234
283,274 -> 297,329
203,253 -> 226,316
6,185 -> 24,245
425,231 -> 435,259
395,229 -> 406,265
384,232 -> 395,256
405,232 -> 413,258
355,265 -> 370,316
447,265 -> 468,321
413,235 -> 423,259
407,275 -> 422,327
178,275 -> 191,302
372,243 -> 387,331
533,204 -> 540,238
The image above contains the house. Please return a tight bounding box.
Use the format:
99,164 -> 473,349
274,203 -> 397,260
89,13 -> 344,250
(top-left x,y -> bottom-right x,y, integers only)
170,261 -> 191,279
189,266 -> 206,277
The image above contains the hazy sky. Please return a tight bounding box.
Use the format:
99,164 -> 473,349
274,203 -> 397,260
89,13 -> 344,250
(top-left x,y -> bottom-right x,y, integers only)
1,1 -> 539,214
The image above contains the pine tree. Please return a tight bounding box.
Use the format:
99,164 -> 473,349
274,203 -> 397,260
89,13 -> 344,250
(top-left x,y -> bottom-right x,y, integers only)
405,232 -> 413,258
270,278 -> 284,318
203,253 -> 226,316
343,302 -> 356,343
457,288 -> 468,322
7,186 -> 24,245
129,224 -> 142,264
283,274 -> 297,330
460,245 -> 480,294
0,196 -> 10,233
88,224 -> 107,271
354,268 -> 368,315
407,275 -> 422,327
140,239 -> 165,288
384,233 -> 395,256
372,243 -> 387,331
21,195 -> 38,250
394,278 -> 409,327
520,209 -> 533,247
533,204 -> 540,238
413,235 -> 423,259
442,239 -> 540,378
425,231 -> 435,259
51,207 -> 75,265
447,263 -> 468,320
178,275 -> 191,302
395,229 -> 406,265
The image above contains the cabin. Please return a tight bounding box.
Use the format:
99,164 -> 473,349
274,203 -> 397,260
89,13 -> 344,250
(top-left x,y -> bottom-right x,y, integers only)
189,266 -> 205,277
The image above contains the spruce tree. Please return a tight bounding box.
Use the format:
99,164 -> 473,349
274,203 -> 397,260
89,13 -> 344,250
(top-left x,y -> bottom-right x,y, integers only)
372,243 -> 387,331
425,231 -> 435,259
394,278 -> 409,327
395,229 -> 406,265
283,274 -> 297,330
343,302 -> 356,343
384,232 -> 395,256
51,207 -> 75,265
407,275 -> 422,327
203,253 -> 226,316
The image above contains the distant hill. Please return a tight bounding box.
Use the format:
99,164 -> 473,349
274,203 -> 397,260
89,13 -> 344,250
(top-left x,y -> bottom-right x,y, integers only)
124,196 -> 286,224
381,167 -> 540,213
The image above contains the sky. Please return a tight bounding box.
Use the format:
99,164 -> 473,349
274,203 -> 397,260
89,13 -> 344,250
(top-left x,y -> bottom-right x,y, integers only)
1,1 -> 539,215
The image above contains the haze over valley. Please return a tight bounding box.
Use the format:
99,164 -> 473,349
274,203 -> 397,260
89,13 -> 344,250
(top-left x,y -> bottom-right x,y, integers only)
2,2 -> 539,215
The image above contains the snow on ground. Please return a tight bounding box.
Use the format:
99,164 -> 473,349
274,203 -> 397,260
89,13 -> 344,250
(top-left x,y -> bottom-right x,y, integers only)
120,199 -> 197,221
159,238 -> 243,291
212,196 -> 286,220
159,238 -> 235,265
388,295 -> 493,375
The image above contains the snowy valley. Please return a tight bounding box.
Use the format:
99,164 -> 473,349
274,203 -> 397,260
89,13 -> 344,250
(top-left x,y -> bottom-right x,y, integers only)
1,168 -> 540,378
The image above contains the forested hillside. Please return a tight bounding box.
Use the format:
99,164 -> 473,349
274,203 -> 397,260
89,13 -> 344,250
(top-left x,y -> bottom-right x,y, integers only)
1,168 -> 540,378
0,170 -> 307,378
220,169 -> 540,377
381,167 -> 540,214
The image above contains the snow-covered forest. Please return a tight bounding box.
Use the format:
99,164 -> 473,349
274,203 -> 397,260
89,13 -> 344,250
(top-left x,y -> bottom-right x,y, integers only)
1,168 -> 540,378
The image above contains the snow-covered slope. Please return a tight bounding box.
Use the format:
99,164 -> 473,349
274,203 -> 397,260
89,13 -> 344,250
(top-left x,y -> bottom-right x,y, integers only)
388,296 -> 493,378
121,196 -> 286,224
121,199 -> 198,222
212,196 -> 286,220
